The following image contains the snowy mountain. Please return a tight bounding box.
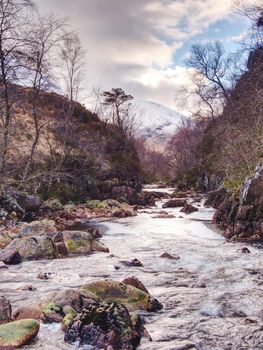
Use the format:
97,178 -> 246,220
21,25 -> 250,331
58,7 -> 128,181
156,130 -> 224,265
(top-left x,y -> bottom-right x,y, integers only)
133,100 -> 187,146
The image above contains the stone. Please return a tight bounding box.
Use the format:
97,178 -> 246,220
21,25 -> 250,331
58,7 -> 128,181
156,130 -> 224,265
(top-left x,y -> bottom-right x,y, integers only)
0,297 -> 12,325
64,302 -> 143,350
0,319 -> 40,348
16,194 -> 43,212
241,247 -> 251,254
78,280 -> 163,312
120,258 -> 143,267
162,199 -> 186,209
40,198 -> 63,211
0,262 -> 8,269
6,236 -> 58,261
160,252 -> 180,260
180,203 -> 199,214
0,250 -> 22,265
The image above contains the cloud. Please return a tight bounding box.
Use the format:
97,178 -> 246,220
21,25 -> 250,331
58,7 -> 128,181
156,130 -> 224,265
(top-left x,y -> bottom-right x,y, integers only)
34,0 -> 239,110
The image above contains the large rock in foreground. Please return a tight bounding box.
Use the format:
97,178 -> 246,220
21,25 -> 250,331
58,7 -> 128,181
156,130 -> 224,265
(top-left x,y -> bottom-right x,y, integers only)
0,319 -> 40,348
79,280 -> 163,312
64,302 -> 143,350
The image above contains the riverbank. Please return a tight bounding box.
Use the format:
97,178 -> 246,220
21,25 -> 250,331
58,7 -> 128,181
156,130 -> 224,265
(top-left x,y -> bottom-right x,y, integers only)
1,193 -> 263,349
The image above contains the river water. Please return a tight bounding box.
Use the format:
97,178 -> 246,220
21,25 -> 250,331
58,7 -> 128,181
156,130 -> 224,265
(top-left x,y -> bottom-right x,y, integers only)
1,193 -> 263,350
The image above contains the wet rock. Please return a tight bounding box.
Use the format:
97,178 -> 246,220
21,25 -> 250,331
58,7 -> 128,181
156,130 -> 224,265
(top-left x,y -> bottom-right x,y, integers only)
41,302 -> 65,323
0,319 -> 40,348
78,280 -> 163,312
64,302 -> 144,350
0,250 -> 22,265
160,252 -> 180,260
162,199 -> 186,209
120,258 -> 143,267
241,247 -> 251,253
55,241 -> 68,256
122,277 -> 149,294
204,188 -> 229,209
180,203 -> 199,214
37,272 -> 51,280
0,297 -> 12,325
6,236 -> 58,261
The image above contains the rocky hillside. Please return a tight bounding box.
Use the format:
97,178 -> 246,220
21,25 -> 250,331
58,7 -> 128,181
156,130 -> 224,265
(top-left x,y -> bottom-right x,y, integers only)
2,85 -> 142,202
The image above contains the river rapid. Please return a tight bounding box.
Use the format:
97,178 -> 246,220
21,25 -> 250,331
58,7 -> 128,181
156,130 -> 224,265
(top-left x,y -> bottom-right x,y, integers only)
1,190 -> 263,350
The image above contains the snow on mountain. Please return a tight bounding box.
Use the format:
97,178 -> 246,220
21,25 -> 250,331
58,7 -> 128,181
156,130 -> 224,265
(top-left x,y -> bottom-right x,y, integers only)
133,100 -> 187,146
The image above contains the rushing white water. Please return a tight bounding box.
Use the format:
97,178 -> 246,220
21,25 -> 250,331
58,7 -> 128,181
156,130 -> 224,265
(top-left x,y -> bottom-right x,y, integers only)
1,194 -> 263,350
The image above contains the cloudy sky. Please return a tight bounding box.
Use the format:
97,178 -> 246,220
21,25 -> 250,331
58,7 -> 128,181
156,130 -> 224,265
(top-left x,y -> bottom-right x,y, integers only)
35,0 -> 251,110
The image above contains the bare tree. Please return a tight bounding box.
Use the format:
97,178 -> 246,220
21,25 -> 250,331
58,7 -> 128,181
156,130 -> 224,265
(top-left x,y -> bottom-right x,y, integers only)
60,33 -> 85,105
0,0 -> 33,177
186,41 -> 235,119
22,14 -> 67,180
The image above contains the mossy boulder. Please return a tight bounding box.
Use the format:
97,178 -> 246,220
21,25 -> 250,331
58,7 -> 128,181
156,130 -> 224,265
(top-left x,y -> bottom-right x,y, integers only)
0,319 -> 40,348
62,231 -> 92,255
6,236 -> 58,261
64,302 -> 143,349
78,280 -> 163,312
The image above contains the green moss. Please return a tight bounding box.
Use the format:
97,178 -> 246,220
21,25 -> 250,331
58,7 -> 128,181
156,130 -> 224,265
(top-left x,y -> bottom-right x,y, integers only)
85,200 -> 106,210
66,239 -> 90,252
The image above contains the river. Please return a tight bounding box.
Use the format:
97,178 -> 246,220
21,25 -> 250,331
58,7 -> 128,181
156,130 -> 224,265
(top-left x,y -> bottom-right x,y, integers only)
1,192 -> 263,349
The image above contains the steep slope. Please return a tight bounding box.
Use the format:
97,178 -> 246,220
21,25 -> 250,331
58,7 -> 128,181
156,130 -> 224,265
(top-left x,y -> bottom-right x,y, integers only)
1,85 -> 142,202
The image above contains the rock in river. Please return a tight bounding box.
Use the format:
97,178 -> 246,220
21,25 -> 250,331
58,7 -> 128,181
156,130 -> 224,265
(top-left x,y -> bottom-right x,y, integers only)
64,302 -> 144,350
78,280 -> 163,312
162,199 -> 186,209
0,297 -> 12,325
0,319 -> 40,348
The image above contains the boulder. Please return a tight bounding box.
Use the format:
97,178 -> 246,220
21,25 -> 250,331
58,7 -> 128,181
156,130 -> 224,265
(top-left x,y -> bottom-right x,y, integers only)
78,280 -> 163,312
64,302 -> 143,350
180,203 -> 199,214
0,297 -> 12,325
62,230 -> 92,255
13,306 -> 42,321
6,236 -> 58,261
0,250 -> 21,265
18,219 -> 57,237
162,199 -> 186,209
0,319 -> 39,348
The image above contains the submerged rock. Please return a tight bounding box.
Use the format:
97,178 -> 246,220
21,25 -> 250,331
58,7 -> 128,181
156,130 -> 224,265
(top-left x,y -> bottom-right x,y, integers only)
160,252 -> 180,260
122,277 -> 149,294
120,258 -> 143,267
64,302 -> 144,350
78,280 -> 163,312
0,319 -> 39,348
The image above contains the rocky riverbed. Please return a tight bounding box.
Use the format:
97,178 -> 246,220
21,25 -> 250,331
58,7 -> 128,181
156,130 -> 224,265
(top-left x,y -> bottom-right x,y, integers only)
1,190 -> 263,349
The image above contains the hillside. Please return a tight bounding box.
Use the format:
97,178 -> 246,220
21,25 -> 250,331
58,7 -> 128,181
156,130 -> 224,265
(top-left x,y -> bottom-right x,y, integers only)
2,85 -> 142,202
134,100 -> 187,148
